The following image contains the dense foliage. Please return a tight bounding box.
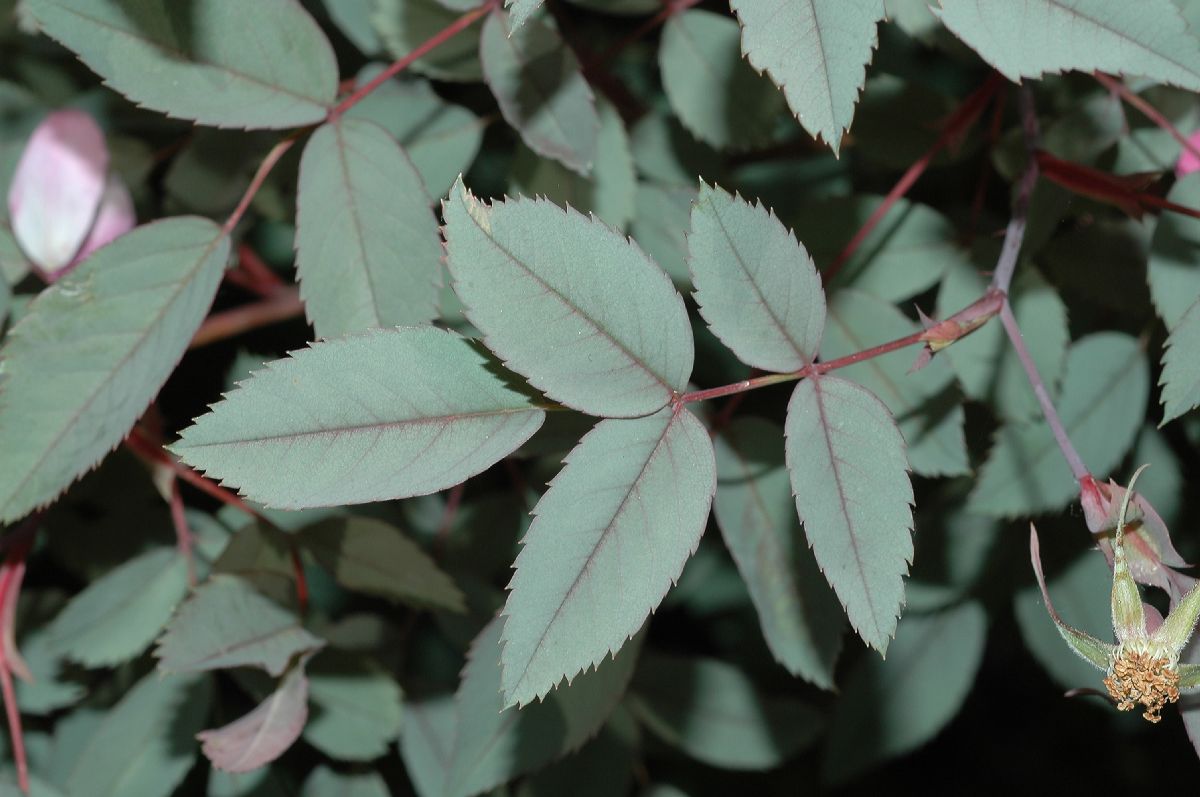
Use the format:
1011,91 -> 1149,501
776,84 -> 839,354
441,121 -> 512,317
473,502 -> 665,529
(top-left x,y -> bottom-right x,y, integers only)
3,0 -> 1200,793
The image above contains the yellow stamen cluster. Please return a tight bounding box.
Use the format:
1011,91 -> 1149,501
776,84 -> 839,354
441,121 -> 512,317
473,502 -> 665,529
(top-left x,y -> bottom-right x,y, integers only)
1104,649 -> 1181,723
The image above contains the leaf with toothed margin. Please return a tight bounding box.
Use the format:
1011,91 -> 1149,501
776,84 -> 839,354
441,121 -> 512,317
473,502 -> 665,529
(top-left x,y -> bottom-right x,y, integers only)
480,12 -> 598,175
445,616 -> 642,797
198,664 -> 309,774
295,118 -> 441,338
500,407 -> 715,707
26,0 -> 338,130
785,374 -> 913,653
506,0 -> 544,29
171,326 -> 546,509
155,574 -> 325,676
1160,297 -> 1200,424
443,178 -> 693,419
728,0 -> 885,154
687,183 -> 825,373
968,333 -> 1148,517
0,217 -> 230,523
934,0 -> 1200,91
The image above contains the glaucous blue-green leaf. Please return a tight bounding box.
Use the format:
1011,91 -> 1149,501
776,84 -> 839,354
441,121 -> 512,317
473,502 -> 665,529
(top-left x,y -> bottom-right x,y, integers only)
298,516 -> 465,611
325,0 -> 383,55
822,290 -> 969,477
969,333 -> 1149,516
934,0 -> 1200,90
173,326 -> 546,508
443,180 -> 693,418
510,98 -> 635,229
26,0 -> 337,129
304,651 -> 404,761
481,12 -> 598,174
1160,298 -> 1200,424
1014,551 -> 1111,691
729,0 -> 885,153
714,418 -> 844,687
198,665 -> 308,774
212,520 -> 298,607
785,374 -> 913,652
0,223 -> 29,286
630,112 -> 724,189
629,653 -> 823,770
0,218 -> 229,523
300,767 -> 389,797
64,672 -> 212,797
823,602 -> 986,784
506,0 -> 544,28
208,767 -> 292,797
296,118 -> 441,337
937,260 -> 1069,422
1149,173 -> 1200,328
631,183 -> 695,288
47,547 -> 189,668
156,574 -> 325,676
688,183 -> 825,373
501,407 -> 714,707
14,628 -> 84,715
659,10 -> 787,151
373,0 -> 484,82
792,195 -> 964,302
347,65 -> 484,197
446,617 -> 642,797
399,696 -> 457,797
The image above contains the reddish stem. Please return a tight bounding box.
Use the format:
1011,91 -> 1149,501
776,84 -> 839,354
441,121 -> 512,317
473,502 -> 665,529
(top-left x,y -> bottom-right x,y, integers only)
233,244 -> 287,297
824,73 -> 1002,285
289,546 -> 309,615
589,0 -> 701,70
0,528 -> 34,795
433,482 -> 467,560
222,136 -> 298,236
169,479 -> 197,588
189,287 -> 304,349
125,428 -> 264,522
1094,72 -> 1200,166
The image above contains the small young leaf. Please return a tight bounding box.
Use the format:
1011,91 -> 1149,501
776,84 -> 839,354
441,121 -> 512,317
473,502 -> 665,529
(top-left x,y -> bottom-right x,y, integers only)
935,0 -> 1200,90
728,0 -> 885,153
173,327 -> 546,508
785,374 -> 914,652
1159,297 -> 1200,424
969,333 -> 1149,516
629,653 -> 823,770
443,180 -> 693,418
295,119 -> 441,338
64,672 -> 213,797
47,547 -> 189,668
156,574 -> 325,676
480,12 -> 598,174
373,0 -> 484,82
500,407 -> 715,707
823,602 -> 987,784
300,766 -> 389,797
659,10 -> 786,151
27,0 -> 338,129
298,516 -> 465,612
198,665 -> 309,774
303,651 -> 404,761
688,184 -> 826,373
1148,172 -> 1200,328
0,218 -> 230,522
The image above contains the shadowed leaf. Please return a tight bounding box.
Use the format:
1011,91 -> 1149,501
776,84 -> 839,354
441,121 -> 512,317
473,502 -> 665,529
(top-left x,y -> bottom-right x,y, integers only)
198,665 -> 309,773
1160,297 -> 1200,424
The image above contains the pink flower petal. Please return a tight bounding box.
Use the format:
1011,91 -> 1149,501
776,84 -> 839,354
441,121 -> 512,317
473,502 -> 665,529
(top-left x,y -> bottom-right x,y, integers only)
7,109 -> 108,272
1176,129 -> 1200,177
70,174 -> 136,267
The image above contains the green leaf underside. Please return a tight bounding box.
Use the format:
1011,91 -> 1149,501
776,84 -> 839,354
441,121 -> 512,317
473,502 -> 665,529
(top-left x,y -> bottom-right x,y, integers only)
785,374 -> 914,652
507,0 -> 545,28
65,672 -> 212,797
1149,172 -> 1200,329
500,407 -> 715,707
446,617 -> 641,797
0,218 -> 230,523
937,261 -> 1069,422
934,0 -> 1200,90
630,653 -> 823,770
443,180 -> 693,418
172,326 -> 546,509
156,574 -> 324,676
16,629 -> 86,715
373,0 -> 484,82
297,516 -> 466,612
48,547 -> 188,668
296,119 -> 441,338
323,0 -> 382,55
1160,298 -> 1200,424
198,665 -> 308,774
713,418 -> 843,687
659,10 -> 786,151
824,602 -> 987,784
969,333 -> 1149,516
688,184 -> 825,373
631,183 -> 695,288
400,697 -> 457,797
822,290 -> 969,477
728,0 -> 885,153
301,766 -> 389,797
27,0 -> 337,129
304,652 -> 404,761
481,12 -> 598,175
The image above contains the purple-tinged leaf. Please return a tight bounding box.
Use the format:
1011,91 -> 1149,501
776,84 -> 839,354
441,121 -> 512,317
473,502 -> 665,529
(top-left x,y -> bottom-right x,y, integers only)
198,665 -> 309,773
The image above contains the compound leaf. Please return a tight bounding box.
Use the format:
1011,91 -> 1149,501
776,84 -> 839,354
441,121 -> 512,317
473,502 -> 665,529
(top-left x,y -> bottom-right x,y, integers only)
173,326 -> 546,509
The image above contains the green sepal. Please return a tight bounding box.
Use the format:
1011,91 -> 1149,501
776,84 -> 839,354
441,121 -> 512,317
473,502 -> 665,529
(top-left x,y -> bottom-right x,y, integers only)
1031,525 -> 1113,672
1176,662 -> 1200,690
